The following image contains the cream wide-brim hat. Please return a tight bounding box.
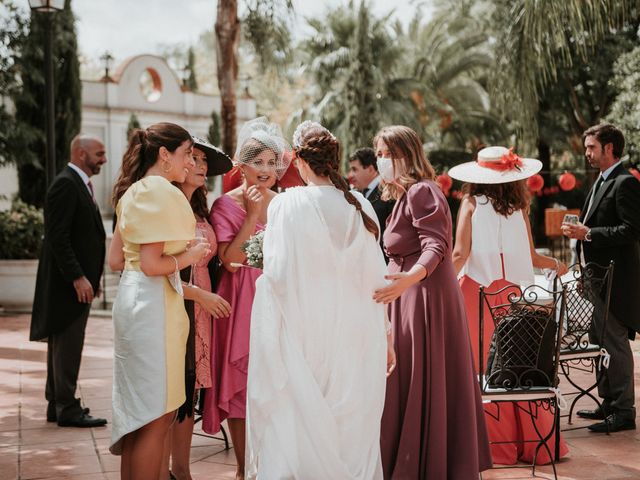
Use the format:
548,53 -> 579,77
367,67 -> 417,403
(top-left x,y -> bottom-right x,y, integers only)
448,146 -> 542,184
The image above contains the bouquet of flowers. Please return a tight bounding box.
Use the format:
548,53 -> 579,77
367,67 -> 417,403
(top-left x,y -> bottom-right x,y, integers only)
242,230 -> 265,269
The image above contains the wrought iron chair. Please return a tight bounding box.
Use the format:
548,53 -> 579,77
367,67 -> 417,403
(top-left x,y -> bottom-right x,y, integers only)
479,284 -> 566,480
555,261 -> 614,429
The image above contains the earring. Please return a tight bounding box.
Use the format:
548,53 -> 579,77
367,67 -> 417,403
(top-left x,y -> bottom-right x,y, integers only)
161,160 -> 172,173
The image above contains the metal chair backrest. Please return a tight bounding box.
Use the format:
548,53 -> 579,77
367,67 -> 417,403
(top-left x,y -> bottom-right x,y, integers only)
555,261 -> 614,352
479,284 -> 566,392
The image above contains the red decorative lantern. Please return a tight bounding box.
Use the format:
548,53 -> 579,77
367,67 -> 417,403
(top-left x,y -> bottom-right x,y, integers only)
558,171 -> 576,191
527,174 -> 544,193
436,172 -> 453,196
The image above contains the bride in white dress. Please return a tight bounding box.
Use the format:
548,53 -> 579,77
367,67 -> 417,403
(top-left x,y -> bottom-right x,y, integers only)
246,122 -> 396,479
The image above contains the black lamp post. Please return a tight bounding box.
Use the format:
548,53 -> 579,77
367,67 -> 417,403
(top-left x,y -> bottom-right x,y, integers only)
100,51 -> 114,82
28,0 -> 64,189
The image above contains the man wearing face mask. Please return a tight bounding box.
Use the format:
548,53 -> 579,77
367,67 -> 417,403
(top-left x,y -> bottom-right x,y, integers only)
349,148 -> 395,257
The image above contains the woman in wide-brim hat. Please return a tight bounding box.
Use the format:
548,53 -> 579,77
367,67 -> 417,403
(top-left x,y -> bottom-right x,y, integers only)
450,146 -> 569,465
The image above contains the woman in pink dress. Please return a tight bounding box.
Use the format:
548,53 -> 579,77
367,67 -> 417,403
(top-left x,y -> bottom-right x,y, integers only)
373,125 -> 492,479
450,146 -> 569,465
201,118 -> 289,480
167,137 -> 233,480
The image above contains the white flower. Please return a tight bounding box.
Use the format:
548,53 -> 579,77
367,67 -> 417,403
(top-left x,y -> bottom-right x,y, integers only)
242,230 -> 265,269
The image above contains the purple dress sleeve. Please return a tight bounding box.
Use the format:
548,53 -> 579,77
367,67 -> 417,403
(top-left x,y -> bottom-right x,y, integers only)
407,181 -> 450,275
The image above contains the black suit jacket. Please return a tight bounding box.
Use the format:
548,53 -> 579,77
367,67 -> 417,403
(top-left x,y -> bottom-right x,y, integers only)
578,163 -> 640,334
30,166 -> 106,340
366,186 -> 395,238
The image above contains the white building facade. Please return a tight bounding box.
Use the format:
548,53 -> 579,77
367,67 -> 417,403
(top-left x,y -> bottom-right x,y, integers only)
1,54 -> 256,213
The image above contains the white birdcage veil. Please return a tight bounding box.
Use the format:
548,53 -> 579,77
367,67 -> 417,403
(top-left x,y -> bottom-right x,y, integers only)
235,117 -> 290,180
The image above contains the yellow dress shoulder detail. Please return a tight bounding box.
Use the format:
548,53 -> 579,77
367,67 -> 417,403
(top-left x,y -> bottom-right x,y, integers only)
118,175 -> 195,245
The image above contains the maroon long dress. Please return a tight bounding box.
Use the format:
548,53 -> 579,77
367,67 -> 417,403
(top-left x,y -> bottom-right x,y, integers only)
380,180 -> 492,479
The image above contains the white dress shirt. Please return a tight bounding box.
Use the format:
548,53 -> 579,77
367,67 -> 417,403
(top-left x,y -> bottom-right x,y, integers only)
67,162 -> 93,197
364,176 -> 381,199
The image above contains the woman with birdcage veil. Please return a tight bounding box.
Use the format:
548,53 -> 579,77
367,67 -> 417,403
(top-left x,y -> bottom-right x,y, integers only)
200,117 -> 289,479
245,121 -> 395,479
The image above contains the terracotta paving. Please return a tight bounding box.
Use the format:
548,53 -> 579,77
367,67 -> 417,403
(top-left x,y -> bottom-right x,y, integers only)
1,312 -> 639,480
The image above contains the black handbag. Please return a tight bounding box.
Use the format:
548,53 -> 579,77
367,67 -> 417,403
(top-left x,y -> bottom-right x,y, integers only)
485,305 -> 557,389
208,255 -> 224,291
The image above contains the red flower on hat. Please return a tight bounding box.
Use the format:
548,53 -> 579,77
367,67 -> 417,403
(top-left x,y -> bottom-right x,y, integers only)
499,148 -> 523,171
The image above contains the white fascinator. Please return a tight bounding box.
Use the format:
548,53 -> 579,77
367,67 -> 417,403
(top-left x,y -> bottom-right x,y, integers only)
235,117 -> 291,180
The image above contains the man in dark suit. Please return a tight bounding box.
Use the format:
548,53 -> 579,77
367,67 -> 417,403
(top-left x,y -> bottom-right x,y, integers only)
349,148 -> 395,247
30,134 -> 108,428
562,123 -> 640,433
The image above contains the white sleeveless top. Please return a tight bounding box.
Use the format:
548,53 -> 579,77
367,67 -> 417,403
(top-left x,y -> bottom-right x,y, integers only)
459,195 -> 534,287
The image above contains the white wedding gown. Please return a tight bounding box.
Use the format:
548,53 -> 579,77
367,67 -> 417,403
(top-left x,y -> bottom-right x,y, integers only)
246,186 -> 388,480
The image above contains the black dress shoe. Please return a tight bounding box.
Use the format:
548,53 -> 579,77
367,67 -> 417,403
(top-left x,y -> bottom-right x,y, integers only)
57,412 -> 107,428
588,413 -> 636,433
577,407 -> 607,420
47,405 -> 90,422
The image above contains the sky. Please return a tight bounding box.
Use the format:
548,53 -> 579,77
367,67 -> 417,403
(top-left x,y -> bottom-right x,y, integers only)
14,0 -> 430,62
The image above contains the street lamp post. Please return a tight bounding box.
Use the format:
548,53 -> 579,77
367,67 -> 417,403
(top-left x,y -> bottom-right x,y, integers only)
28,0 -> 64,189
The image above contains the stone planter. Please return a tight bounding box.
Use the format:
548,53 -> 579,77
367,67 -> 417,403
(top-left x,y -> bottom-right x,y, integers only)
0,259 -> 38,309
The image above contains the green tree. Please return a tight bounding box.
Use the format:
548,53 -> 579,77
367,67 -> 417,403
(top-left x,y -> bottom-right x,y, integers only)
490,0 -> 630,143
296,1 -> 420,153
207,110 -> 222,146
344,1 -> 380,156
0,1 -> 28,167
12,0 -> 82,207
126,113 -> 141,140
184,46 -> 198,92
215,0 -> 293,156
607,45 -> 640,166
402,3 -> 502,149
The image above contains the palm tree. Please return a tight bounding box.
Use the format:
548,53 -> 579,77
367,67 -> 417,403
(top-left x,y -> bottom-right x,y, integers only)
293,0 -> 421,149
293,1 -> 503,158
401,4 -> 504,148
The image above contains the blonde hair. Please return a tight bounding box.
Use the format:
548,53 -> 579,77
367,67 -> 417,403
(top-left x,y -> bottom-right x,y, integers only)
373,125 -> 436,201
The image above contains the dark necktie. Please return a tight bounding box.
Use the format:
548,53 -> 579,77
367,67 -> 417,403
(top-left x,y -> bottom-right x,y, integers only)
87,180 -> 96,203
586,175 -> 604,216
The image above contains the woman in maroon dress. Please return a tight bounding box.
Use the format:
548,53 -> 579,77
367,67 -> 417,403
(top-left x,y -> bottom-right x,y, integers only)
373,125 -> 492,479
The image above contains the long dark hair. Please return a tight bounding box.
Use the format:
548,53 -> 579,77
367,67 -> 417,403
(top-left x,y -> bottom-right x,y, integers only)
295,125 -> 379,238
190,186 -> 209,220
112,122 -> 192,206
462,180 -> 530,216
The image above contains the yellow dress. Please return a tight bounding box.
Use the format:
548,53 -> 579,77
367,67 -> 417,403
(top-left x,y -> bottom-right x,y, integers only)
110,175 -> 195,455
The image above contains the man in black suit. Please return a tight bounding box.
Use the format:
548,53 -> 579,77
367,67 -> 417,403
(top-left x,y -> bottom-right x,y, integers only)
30,134 -> 108,428
349,148 -> 395,248
562,123 -> 640,433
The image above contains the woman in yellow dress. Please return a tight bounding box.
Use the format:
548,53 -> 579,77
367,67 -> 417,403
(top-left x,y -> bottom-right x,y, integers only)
108,123 -> 211,480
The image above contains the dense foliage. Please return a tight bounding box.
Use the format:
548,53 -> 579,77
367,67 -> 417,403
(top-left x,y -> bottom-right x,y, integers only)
0,200 -> 44,259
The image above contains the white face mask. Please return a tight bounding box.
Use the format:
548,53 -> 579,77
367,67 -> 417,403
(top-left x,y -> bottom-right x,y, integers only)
377,157 -> 396,182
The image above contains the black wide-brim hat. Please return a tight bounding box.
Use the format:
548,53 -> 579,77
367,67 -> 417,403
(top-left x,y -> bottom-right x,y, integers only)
192,136 -> 233,176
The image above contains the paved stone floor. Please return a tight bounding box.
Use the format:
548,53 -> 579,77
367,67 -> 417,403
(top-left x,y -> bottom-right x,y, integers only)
1,312 -> 639,480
